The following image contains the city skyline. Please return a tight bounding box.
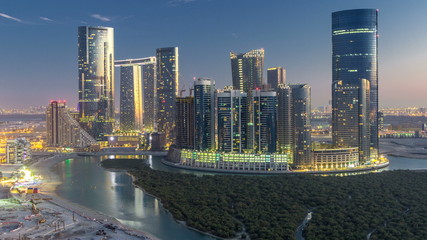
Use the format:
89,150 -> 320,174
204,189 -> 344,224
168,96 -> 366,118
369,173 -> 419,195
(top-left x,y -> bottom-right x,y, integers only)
0,0 -> 426,108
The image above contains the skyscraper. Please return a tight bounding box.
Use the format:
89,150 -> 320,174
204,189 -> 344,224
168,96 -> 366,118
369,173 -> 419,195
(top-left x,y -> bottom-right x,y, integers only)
332,9 -> 379,160
156,47 -> 179,146
78,26 -> 115,140
119,65 -> 143,131
290,84 -> 311,168
46,101 -> 97,148
276,84 -> 294,160
194,78 -> 215,150
251,89 -> 277,153
230,49 -> 264,93
332,79 -> 371,163
217,88 -> 248,153
115,57 -> 157,132
175,96 -> 195,149
267,67 -> 286,90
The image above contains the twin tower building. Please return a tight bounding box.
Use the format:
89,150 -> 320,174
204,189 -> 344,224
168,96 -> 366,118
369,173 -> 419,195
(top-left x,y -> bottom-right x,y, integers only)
76,8 -> 379,169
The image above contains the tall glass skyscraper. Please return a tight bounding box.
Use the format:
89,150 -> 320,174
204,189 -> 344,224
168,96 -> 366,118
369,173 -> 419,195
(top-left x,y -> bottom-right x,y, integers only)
217,88 -> 248,153
156,47 -> 179,146
115,57 -> 157,132
277,84 -> 293,159
290,84 -> 311,168
194,78 -> 215,150
175,96 -> 195,149
332,9 -> 379,160
118,65 -> 143,131
230,49 -> 264,93
267,67 -> 286,90
78,26 -> 115,140
251,89 -> 277,153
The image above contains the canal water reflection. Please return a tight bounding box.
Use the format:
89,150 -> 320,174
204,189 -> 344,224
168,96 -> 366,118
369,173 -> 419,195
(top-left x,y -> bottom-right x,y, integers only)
53,155 -> 427,240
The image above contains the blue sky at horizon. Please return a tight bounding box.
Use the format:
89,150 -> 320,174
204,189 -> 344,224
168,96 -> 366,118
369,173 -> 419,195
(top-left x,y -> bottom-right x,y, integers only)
0,0 -> 426,109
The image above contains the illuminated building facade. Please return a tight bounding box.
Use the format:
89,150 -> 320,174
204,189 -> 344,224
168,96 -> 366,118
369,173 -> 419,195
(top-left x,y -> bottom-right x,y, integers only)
332,9 -> 379,159
115,57 -> 157,132
290,84 -> 312,168
6,138 -> 31,164
46,101 -> 97,148
332,79 -> 371,163
119,65 -> 143,131
230,49 -> 264,92
277,84 -> 294,159
156,47 -> 179,146
217,89 -> 248,153
313,147 -> 359,170
175,96 -> 195,149
194,78 -> 215,150
267,67 -> 286,90
251,89 -> 277,153
78,26 -> 115,140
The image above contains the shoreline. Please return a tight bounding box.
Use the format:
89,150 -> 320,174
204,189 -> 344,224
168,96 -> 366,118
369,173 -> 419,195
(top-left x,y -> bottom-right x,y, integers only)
161,158 -> 390,175
31,153 -> 157,240
126,171 -> 223,240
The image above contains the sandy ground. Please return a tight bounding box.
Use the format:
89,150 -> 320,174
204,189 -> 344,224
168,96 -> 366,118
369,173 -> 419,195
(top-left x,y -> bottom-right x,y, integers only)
0,154 -> 156,240
380,138 -> 427,159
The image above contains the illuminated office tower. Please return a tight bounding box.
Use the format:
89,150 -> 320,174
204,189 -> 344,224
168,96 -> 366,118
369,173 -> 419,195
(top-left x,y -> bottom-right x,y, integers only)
119,65 -> 143,131
115,57 -> 157,132
217,88 -> 248,153
290,84 -> 311,168
230,48 -> 264,92
175,96 -> 195,149
267,67 -> 286,90
142,60 -> 157,132
46,100 -> 66,146
251,89 -> 277,153
156,47 -> 179,146
78,26 -> 115,140
276,84 -> 294,160
332,9 -> 379,159
194,78 -> 215,150
332,79 -> 371,163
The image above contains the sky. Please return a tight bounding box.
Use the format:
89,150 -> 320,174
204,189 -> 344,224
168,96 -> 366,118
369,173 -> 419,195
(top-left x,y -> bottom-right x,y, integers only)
0,0 -> 426,109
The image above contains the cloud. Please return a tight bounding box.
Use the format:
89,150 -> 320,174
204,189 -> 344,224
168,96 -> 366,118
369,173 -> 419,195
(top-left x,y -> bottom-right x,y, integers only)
40,17 -> 54,22
0,13 -> 22,22
91,14 -> 111,22
168,0 -> 196,6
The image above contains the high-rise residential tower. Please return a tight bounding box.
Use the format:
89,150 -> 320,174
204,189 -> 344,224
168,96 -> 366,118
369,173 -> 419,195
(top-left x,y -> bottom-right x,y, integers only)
78,26 -> 115,140
115,57 -> 157,132
290,84 -> 312,168
230,49 -> 264,92
217,88 -> 248,153
251,89 -> 277,153
332,9 -> 379,160
194,78 -> 215,150
267,67 -> 286,90
175,96 -> 195,149
119,65 -> 143,131
156,47 -> 179,146
277,84 -> 294,160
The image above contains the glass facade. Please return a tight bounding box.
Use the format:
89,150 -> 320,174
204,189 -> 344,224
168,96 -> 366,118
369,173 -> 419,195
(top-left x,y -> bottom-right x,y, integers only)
194,78 -> 215,150
119,65 -> 143,131
277,84 -> 293,162
78,26 -> 115,140
290,84 -> 312,167
142,62 -> 157,132
230,49 -> 264,93
156,47 -> 179,146
267,67 -> 286,90
217,90 -> 247,153
332,9 -> 379,160
252,89 -> 277,153
175,96 -> 195,149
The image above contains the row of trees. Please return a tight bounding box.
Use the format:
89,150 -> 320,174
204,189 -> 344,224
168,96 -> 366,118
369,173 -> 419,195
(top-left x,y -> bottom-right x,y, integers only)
126,164 -> 427,240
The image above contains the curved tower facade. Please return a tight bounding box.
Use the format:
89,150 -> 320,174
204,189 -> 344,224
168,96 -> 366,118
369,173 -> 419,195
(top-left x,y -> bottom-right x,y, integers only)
332,9 -> 379,161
